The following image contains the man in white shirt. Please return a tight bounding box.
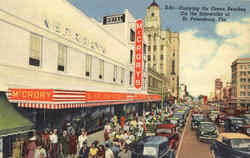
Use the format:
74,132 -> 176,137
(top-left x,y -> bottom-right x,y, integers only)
49,129 -> 59,158
34,144 -> 47,158
105,144 -> 114,158
78,128 -> 87,154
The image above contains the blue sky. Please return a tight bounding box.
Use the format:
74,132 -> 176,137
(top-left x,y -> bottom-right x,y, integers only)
68,0 -> 250,96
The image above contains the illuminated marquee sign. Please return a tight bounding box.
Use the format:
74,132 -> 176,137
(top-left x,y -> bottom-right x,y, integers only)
134,19 -> 143,89
8,89 -> 53,101
43,18 -> 105,54
103,14 -> 125,25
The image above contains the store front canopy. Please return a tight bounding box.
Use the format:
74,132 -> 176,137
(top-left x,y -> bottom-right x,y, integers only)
8,88 -> 162,109
0,92 -> 34,136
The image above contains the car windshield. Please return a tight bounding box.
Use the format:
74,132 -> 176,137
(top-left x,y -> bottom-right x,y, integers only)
232,119 -> 244,124
231,139 -> 250,149
200,123 -> 215,129
143,146 -> 157,156
193,115 -> 203,120
156,128 -> 172,134
174,113 -> 183,119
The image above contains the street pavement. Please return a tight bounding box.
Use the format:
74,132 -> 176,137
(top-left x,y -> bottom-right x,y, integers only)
177,104 -> 212,158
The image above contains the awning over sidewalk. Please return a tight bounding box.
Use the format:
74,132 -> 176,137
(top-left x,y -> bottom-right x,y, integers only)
8,88 -> 162,109
0,92 -> 34,136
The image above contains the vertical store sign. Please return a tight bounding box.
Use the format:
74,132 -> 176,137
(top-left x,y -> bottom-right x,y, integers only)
134,19 -> 143,89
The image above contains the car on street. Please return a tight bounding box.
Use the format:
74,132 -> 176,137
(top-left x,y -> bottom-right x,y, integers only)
156,123 -> 179,150
131,136 -> 175,158
173,112 -> 186,127
208,111 -> 220,122
196,122 -> 218,143
215,113 -> 226,126
224,116 -> 250,135
165,117 -> 183,133
210,133 -> 250,158
191,114 -> 204,130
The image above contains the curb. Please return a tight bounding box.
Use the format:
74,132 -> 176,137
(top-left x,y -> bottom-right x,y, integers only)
176,112 -> 191,158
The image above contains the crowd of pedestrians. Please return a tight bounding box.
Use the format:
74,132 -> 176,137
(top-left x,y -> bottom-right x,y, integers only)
12,108 -> 170,158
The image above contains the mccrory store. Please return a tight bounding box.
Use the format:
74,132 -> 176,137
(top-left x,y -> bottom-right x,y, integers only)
0,0 -> 161,157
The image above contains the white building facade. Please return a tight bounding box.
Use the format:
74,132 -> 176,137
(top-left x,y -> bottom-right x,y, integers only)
0,0 -> 161,157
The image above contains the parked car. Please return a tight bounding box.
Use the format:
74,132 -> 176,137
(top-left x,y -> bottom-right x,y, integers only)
156,123 -> 180,150
131,136 -> 175,158
215,113 -> 226,126
224,116 -> 250,135
165,117 -> 182,133
191,114 -> 204,130
208,111 -> 220,122
196,122 -> 218,143
173,112 -> 186,127
210,133 -> 250,158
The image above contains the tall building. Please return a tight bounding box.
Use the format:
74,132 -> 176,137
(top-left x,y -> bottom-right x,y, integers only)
231,58 -> 250,109
144,0 -> 180,99
222,82 -> 232,106
214,78 -> 223,103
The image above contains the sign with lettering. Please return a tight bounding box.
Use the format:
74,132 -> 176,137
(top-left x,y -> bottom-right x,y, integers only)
134,19 -> 143,89
43,18 -> 105,54
103,14 -> 125,25
8,89 -> 53,102
86,91 -> 127,101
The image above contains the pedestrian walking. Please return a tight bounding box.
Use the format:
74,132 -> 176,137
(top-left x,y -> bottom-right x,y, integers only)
97,144 -> 105,158
89,142 -> 98,158
27,136 -> 37,158
69,130 -> 77,158
77,128 -> 87,154
78,142 -> 89,158
34,142 -> 47,158
12,137 -> 23,158
104,143 -> 114,158
49,128 -> 59,158
120,115 -> 125,129
59,130 -> 70,158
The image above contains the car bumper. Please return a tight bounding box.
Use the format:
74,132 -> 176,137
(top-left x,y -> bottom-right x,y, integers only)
199,136 -> 217,143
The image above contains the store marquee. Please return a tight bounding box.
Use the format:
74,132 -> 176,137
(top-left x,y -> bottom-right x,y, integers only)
8,88 -> 161,109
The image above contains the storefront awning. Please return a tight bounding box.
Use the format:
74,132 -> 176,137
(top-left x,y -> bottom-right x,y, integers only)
0,92 -> 34,136
8,88 -> 162,109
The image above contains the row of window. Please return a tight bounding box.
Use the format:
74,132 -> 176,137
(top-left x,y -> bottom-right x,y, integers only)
240,78 -> 250,83
29,33 -> 126,84
148,45 -> 164,52
240,91 -> 250,96
240,85 -> 250,89
147,54 -> 165,61
240,65 -> 250,69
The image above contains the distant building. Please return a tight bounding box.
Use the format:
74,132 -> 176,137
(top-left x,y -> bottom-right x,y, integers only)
214,78 -> 223,103
222,82 -> 232,106
231,58 -> 250,109
144,0 -> 180,101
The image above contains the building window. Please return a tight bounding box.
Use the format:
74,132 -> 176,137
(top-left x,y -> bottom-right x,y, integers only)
29,34 -> 42,67
240,78 -> 246,82
113,65 -> 117,82
143,44 -> 147,54
148,55 -> 151,61
248,78 -> 250,83
153,45 -> 157,52
99,59 -> 104,79
160,64 -> 163,73
240,85 -> 246,89
248,71 -> 250,75
173,52 -> 175,57
85,55 -> 92,77
58,44 -> 67,72
151,12 -> 154,17
130,50 -> 133,64
153,55 -> 156,61
153,33 -> 157,41
130,29 -> 135,42
240,65 -> 244,69
240,91 -> 246,96
148,34 -> 151,41
129,71 -> 133,86
171,60 -> 175,74
153,64 -> 156,70
240,71 -> 246,76
121,68 -> 125,84
248,92 -> 250,96
161,45 -> 164,51
148,46 -> 151,52
160,54 -> 164,60
248,65 -> 250,69
248,85 -> 250,89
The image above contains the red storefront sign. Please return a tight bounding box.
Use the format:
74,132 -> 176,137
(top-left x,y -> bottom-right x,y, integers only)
134,19 -> 143,89
86,91 -> 127,101
8,88 -> 53,101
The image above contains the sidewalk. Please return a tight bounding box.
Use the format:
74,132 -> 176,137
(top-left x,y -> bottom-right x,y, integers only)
87,130 -> 105,146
